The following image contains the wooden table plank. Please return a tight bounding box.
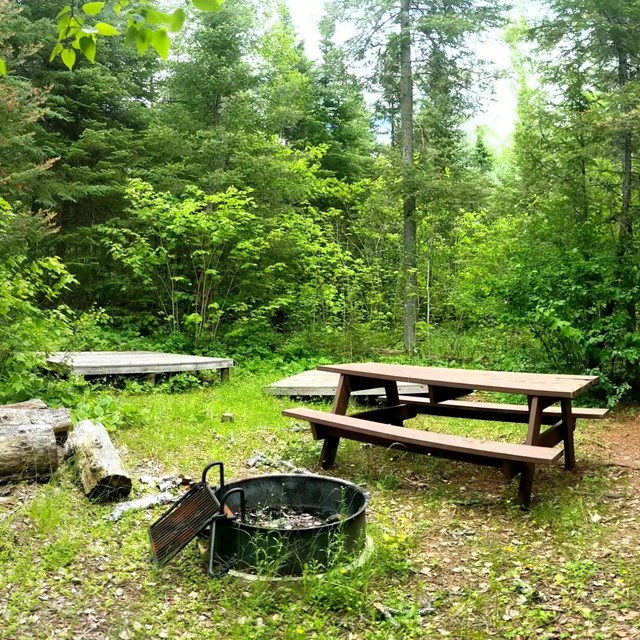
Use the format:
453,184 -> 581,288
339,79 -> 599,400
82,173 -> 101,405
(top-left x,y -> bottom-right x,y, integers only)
264,369 -> 430,398
318,363 -> 597,398
283,408 -> 563,464
46,351 -> 233,376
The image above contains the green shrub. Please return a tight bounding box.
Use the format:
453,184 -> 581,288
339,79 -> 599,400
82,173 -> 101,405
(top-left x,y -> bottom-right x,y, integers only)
0,199 -> 76,403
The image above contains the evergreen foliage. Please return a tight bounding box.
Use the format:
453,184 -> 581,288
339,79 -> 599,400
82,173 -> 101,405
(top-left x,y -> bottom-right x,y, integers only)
3,0 -> 640,400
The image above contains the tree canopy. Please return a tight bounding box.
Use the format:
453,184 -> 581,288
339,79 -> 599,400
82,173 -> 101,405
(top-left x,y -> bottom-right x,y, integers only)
2,0 -> 640,402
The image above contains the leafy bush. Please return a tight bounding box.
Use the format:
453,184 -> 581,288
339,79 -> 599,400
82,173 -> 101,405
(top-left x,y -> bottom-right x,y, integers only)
446,208 -> 638,400
72,394 -> 146,431
99,180 -> 262,348
0,199 -> 76,403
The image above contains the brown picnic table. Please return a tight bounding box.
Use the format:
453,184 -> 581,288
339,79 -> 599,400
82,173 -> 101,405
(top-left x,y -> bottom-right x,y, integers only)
283,363 -> 609,506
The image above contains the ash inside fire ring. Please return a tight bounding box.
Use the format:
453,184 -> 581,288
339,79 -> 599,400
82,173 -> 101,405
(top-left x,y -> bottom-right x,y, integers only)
245,506 -> 344,530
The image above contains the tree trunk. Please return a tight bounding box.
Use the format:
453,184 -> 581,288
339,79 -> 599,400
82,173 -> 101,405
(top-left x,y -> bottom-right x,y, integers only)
618,50 -> 633,253
64,420 -> 132,502
400,0 -> 417,352
0,423 -> 59,482
616,49 -> 636,332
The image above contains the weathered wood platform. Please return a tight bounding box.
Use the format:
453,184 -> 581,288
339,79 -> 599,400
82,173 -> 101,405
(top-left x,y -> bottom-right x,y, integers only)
264,369 -> 429,398
46,351 -> 233,381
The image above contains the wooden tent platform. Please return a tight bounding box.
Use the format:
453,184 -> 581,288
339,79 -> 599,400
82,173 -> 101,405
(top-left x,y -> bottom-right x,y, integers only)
265,369 -> 429,398
46,351 -> 233,381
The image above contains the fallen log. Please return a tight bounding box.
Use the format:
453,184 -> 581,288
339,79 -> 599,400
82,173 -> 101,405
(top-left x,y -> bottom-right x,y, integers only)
64,420 -> 132,502
1,399 -> 48,410
0,423 -> 59,482
0,405 -> 72,442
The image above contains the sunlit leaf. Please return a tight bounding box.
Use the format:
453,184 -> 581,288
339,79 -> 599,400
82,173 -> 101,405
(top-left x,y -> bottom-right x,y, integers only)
135,29 -> 152,56
0,57 -> 6,76
150,30 -> 170,60
144,9 -> 173,25
95,22 -> 119,36
170,8 -> 186,32
61,47 -> 77,71
82,2 -> 105,15
58,14 -> 71,33
192,0 -> 224,12
124,24 -> 138,47
79,36 -> 97,63
55,6 -> 72,19
49,43 -> 63,62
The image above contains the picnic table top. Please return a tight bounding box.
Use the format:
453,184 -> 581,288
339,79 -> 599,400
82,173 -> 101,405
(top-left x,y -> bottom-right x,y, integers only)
317,363 -> 598,399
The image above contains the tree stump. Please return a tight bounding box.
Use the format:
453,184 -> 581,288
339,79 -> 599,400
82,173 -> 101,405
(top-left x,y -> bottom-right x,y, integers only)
0,423 -> 59,482
64,420 -> 132,502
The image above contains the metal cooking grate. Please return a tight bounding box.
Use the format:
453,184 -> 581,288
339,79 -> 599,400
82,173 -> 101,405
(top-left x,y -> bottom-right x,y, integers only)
149,462 -> 229,567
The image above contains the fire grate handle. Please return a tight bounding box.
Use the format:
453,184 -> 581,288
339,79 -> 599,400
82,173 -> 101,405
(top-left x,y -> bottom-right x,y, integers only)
202,461 -> 225,488
202,461 -> 235,518
149,460 -> 232,568
219,487 -> 246,521
207,487 -> 246,579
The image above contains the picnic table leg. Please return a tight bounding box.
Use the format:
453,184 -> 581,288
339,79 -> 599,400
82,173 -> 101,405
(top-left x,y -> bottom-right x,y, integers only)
320,375 -> 353,468
560,398 -> 576,471
332,375 -> 351,415
517,464 -> 535,507
382,381 -> 400,407
517,396 -> 545,506
502,460 -> 518,481
309,422 -> 340,468
320,437 -> 340,468
525,396 -> 544,445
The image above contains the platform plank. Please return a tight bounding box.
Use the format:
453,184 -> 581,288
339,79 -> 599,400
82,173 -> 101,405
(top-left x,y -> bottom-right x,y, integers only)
46,351 -> 233,377
265,369 -> 429,398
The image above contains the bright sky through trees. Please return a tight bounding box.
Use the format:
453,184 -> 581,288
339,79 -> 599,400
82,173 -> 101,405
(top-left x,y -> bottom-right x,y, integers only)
285,0 -> 517,146
285,0 -> 325,60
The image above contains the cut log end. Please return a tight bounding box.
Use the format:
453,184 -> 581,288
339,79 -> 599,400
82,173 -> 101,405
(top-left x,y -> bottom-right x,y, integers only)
88,475 -> 133,503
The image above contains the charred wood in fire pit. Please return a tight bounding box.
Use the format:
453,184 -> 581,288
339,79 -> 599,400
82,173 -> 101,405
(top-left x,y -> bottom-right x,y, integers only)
245,505 -> 345,529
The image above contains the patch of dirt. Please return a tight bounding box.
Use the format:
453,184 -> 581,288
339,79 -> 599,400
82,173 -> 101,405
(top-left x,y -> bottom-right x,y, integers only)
590,416 -> 640,470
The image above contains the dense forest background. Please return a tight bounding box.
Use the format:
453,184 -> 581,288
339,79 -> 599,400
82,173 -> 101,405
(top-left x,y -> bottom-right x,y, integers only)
1,0 -> 639,404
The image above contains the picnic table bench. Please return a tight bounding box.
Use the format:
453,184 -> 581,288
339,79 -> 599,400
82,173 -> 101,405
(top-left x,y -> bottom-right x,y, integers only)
283,363 -> 609,506
396,396 -> 609,423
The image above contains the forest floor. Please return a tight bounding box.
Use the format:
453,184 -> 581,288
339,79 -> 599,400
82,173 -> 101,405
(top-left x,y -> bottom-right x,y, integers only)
1,371 -> 639,640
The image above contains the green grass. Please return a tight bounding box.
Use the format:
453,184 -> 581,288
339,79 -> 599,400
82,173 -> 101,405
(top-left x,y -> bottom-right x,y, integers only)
0,370 -> 639,639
